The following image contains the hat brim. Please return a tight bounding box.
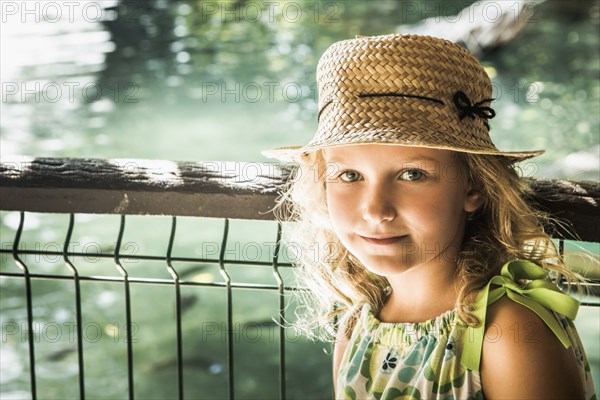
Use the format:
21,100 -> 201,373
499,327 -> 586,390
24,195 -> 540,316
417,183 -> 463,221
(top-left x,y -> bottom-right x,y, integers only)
261,142 -> 544,163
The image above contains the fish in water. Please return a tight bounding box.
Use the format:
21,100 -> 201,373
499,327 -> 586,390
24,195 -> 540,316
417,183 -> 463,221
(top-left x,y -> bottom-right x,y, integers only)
178,264 -> 211,279
147,355 -> 224,375
180,294 -> 198,314
243,319 -> 280,329
46,346 -> 77,362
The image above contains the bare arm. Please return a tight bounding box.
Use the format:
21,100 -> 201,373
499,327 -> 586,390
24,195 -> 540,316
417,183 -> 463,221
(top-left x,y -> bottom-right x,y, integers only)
481,296 -> 585,399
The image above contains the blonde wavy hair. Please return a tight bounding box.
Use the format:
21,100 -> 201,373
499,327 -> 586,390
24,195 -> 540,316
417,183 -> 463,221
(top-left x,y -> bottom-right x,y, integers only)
275,148 -> 583,341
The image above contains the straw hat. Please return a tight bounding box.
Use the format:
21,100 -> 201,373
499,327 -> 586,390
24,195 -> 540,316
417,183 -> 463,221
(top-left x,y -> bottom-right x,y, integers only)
262,33 -> 543,162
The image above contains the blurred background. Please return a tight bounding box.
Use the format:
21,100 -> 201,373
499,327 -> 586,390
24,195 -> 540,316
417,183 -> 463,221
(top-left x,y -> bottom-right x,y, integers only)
1,0 -> 599,399
2,0 -> 599,176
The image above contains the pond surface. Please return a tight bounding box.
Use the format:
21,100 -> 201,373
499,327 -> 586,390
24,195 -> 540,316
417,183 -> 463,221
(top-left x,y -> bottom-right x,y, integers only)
1,1 -> 599,398
2,0 -> 599,177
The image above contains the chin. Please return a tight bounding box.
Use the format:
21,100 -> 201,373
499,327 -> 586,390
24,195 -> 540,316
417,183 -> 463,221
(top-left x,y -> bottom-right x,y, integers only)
356,255 -> 412,277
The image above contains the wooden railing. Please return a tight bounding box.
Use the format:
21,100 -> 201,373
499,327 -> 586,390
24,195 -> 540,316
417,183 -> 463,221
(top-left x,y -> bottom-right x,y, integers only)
1,156 -> 598,241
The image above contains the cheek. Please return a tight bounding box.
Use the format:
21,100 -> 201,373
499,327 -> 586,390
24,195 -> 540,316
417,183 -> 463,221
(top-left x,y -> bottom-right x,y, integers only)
326,189 -> 355,231
408,190 -> 466,232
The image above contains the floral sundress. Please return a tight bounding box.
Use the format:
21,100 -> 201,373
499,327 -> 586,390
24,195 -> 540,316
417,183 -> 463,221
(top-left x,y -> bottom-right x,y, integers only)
336,260 -> 597,399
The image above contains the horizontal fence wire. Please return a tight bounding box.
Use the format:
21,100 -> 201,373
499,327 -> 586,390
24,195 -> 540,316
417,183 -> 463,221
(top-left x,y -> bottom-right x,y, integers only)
1,211 -> 599,400
0,212 -> 300,399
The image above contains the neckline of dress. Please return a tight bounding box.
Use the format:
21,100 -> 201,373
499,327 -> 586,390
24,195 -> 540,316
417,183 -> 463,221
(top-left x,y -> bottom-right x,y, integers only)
365,304 -> 458,328
362,304 -> 460,345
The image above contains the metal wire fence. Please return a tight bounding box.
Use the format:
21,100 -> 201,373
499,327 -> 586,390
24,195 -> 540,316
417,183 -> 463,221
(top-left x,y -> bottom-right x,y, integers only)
1,158 -> 598,399
1,211 -> 328,400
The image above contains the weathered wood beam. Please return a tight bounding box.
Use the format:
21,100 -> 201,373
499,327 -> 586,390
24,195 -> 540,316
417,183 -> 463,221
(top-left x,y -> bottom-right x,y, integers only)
525,178 -> 599,243
0,157 -> 287,220
1,156 -> 598,242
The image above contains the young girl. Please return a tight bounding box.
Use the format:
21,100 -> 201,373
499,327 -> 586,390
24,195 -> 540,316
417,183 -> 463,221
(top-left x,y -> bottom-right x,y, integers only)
263,34 -> 596,399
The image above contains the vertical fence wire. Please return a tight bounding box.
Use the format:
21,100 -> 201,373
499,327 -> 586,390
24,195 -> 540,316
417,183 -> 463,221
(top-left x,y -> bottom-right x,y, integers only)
12,211 -> 37,399
555,238 -> 596,304
559,239 -> 565,258
4,211 -> 600,399
63,214 -> 85,399
332,304 -> 339,400
218,218 -> 234,399
165,216 -> 184,400
114,215 -> 135,399
271,222 -> 286,400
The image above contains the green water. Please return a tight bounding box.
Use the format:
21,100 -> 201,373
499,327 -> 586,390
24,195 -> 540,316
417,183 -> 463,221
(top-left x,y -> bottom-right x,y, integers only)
1,0 -> 599,398
0,213 -> 332,399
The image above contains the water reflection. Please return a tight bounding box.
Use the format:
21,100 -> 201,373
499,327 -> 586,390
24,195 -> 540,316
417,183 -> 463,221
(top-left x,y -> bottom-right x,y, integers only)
1,0 -> 116,157
2,1 -> 598,180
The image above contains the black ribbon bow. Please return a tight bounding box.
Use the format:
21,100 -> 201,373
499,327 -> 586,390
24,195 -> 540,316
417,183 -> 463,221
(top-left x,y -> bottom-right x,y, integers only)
453,91 -> 496,128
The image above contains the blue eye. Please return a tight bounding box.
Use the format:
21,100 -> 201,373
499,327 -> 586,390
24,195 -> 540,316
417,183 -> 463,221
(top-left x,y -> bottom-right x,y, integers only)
400,170 -> 425,181
339,170 -> 361,182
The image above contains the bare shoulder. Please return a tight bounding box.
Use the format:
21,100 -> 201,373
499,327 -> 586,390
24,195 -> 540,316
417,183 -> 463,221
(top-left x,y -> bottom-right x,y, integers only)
480,296 -> 585,399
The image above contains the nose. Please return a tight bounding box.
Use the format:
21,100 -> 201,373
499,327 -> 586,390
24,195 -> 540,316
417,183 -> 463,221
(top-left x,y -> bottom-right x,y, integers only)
362,183 -> 397,225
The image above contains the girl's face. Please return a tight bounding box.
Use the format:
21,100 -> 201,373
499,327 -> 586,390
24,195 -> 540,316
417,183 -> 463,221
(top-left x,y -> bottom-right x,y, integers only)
323,144 -> 482,276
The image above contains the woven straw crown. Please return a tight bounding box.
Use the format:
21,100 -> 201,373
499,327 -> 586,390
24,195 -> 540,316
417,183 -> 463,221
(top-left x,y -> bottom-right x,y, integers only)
262,33 -> 543,162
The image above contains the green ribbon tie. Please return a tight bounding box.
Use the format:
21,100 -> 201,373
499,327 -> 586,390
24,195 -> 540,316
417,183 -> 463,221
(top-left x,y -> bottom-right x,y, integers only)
461,259 -> 580,371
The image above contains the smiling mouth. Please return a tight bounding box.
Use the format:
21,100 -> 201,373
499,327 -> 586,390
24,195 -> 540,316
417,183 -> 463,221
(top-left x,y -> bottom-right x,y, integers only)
359,235 -> 407,245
